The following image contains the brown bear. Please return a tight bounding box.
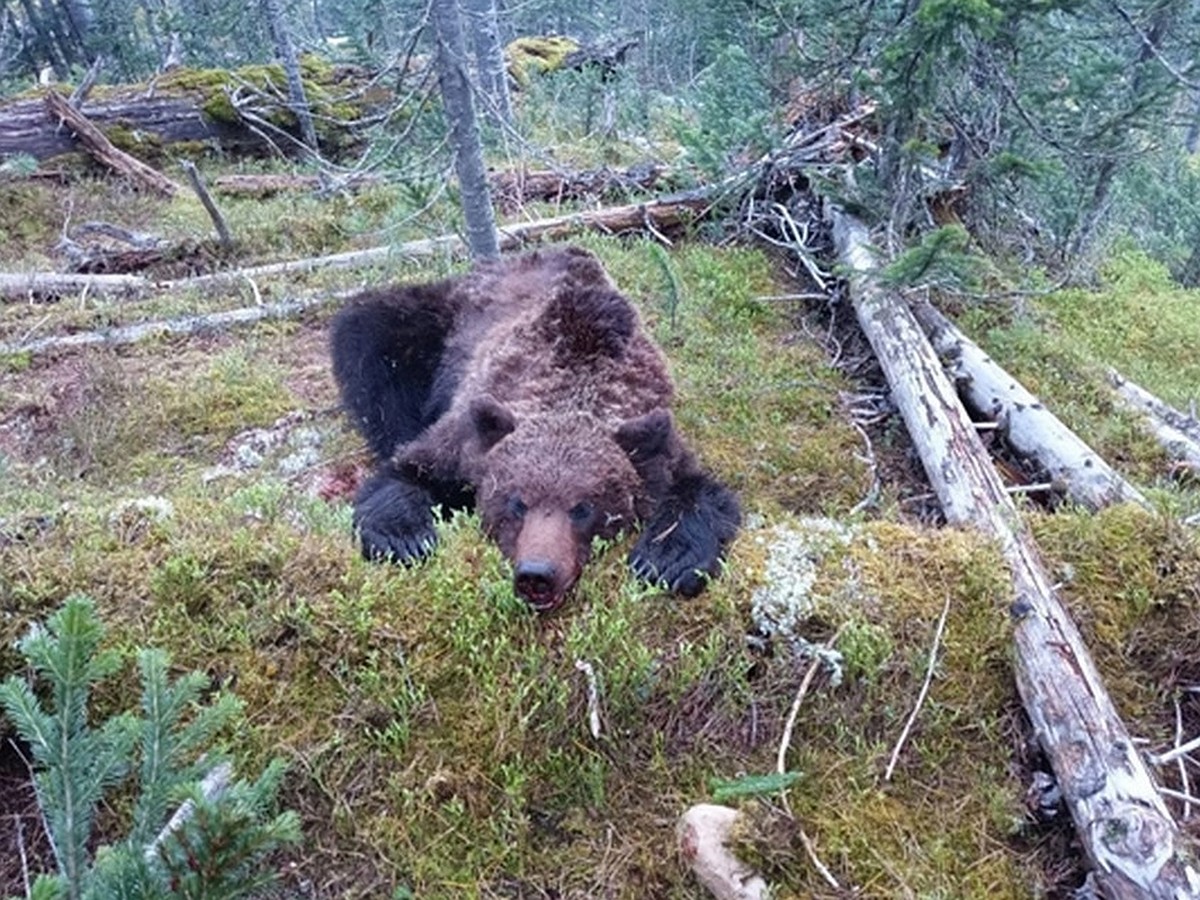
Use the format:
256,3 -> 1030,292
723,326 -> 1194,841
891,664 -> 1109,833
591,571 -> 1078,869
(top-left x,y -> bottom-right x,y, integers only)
330,245 -> 740,611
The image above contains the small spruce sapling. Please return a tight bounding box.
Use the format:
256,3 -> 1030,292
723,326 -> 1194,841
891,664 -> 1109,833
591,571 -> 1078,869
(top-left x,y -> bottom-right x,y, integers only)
0,596 -> 299,899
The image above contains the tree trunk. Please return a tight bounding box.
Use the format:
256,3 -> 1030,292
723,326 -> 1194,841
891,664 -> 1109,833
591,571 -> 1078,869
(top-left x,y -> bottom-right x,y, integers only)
831,208 -> 1200,899
463,0 -> 512,127
431,0 -> 500,261
261,0 -> 319,153
910,297 -> 1149,510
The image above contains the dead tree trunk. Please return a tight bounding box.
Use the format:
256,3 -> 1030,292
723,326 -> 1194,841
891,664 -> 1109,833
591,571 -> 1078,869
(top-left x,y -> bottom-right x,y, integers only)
432,0 -> 500,261
261,0 -> 319,153
43,90 -> 182,196
1107,370 -> 1200,476
831,208 -> 1200,899
910,298 -> 1149,510
463,0 -> 512,127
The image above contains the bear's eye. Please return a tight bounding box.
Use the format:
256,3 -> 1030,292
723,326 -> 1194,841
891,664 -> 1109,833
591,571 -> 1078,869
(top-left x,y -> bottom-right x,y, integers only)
507,496 -> 528,519
568,501 -> 595,525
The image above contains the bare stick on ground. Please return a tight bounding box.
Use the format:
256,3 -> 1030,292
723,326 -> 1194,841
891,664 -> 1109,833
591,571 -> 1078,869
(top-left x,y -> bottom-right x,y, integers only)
831,207 -> 1199,899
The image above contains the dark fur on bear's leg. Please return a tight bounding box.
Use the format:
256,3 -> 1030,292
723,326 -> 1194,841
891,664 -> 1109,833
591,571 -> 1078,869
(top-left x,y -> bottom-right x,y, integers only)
331,282 -> 462,459
629,473 -> 741,597
353,467 -> 439,563
351,464 -> 475,563
331,282 -> 473,563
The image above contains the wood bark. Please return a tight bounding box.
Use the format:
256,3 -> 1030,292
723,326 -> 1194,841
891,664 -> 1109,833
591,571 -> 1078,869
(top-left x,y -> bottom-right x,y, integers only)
432,0 -> 500,261
43,90 -> 181,196
463,0 -> 512,126
0,65 -> 377,162
832,208 -> 1199,899
1107,370 -> 1200,475
910,298 -> 1149,510
0,91 -> 258,160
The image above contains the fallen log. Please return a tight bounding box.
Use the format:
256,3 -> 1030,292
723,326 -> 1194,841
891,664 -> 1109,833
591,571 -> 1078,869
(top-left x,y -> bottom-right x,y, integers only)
0,295 -> 332,357
0,192 -> 712,351
0,192 -> 710,304
831,208 -> 1199,898
910,298 -> 1150,510
1107,370 -> 1200,476
44,90 -> 182,196
1,64 -> 380,162
0,271 -> 153,299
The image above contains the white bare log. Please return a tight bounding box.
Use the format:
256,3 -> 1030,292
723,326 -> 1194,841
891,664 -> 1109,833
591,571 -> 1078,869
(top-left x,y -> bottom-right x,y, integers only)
1,195 -> 711,353
831,208 -> 1200,899
1107,370 -> 1200,474
1,193 -> 708,304
677,804 -> 769,900
0,295 -> 331,356
910,298 -> 1149,510
0,271 -> 154,299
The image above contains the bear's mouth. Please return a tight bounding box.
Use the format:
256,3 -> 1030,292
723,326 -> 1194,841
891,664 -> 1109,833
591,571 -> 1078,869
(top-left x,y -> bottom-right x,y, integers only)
513,558 -> 570,612
526,592 -> 566,613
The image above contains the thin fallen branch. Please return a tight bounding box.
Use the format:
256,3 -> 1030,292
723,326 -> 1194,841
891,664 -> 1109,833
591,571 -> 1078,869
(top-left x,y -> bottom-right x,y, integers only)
44,90 -> 182,197
574,659 -> 602,739
831,207 -> 1199,899
883,592 -> 951,782
910,297 -> 1149,510
180,161 -> 234,250
1107,369 -> 1200,476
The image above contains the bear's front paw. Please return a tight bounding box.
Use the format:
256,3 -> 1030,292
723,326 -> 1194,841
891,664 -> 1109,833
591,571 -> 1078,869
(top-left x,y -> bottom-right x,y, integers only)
353,475 -> 439,565
628,517 -> 721,598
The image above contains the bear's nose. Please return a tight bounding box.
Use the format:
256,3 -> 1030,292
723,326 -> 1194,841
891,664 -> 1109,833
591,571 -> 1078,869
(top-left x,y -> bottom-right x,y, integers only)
514,560 -> 560,611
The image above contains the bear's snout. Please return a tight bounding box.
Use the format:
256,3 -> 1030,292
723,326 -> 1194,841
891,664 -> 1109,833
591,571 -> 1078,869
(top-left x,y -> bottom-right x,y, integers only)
512,508 -> 583,612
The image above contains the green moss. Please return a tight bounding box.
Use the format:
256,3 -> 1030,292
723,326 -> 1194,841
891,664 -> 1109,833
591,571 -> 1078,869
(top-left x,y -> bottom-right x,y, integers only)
506,36 -> 580,87
8,237 -> 1193,896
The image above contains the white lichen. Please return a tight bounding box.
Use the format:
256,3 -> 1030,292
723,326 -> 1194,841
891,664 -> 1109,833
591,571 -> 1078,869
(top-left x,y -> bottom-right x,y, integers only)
750,517 -> 862,684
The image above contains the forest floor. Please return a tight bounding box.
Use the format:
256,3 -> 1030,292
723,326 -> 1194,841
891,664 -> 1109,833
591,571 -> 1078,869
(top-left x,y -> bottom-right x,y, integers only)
2,168 -> 1200,898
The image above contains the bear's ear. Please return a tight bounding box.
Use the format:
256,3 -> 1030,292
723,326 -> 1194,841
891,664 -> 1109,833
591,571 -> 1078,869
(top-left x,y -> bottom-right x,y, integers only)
615,408 -> 673,464
470,396 -> 517,451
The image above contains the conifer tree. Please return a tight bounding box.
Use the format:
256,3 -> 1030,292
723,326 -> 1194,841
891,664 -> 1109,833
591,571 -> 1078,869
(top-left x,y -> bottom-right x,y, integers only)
0,596 -> 299,899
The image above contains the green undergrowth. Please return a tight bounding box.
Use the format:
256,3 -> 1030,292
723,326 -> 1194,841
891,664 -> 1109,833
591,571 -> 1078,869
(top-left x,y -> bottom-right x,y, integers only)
4,237 -> 1200,896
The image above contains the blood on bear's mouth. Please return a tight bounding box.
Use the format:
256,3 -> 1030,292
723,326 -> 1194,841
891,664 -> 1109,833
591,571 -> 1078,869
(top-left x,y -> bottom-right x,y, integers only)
514,558 -> 567,612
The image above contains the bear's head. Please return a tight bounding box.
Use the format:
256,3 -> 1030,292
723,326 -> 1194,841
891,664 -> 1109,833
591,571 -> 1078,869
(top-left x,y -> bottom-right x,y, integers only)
431,397 -> 672,612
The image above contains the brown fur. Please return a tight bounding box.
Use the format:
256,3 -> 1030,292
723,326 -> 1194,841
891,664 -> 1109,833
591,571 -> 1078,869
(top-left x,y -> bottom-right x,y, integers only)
332,245 -> 740,611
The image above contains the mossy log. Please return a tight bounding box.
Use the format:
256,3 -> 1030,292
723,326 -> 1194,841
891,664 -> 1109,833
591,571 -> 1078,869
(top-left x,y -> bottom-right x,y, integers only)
0,63 -> 375,162
831,208 -> 1200,899
44,89 -> 182,196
